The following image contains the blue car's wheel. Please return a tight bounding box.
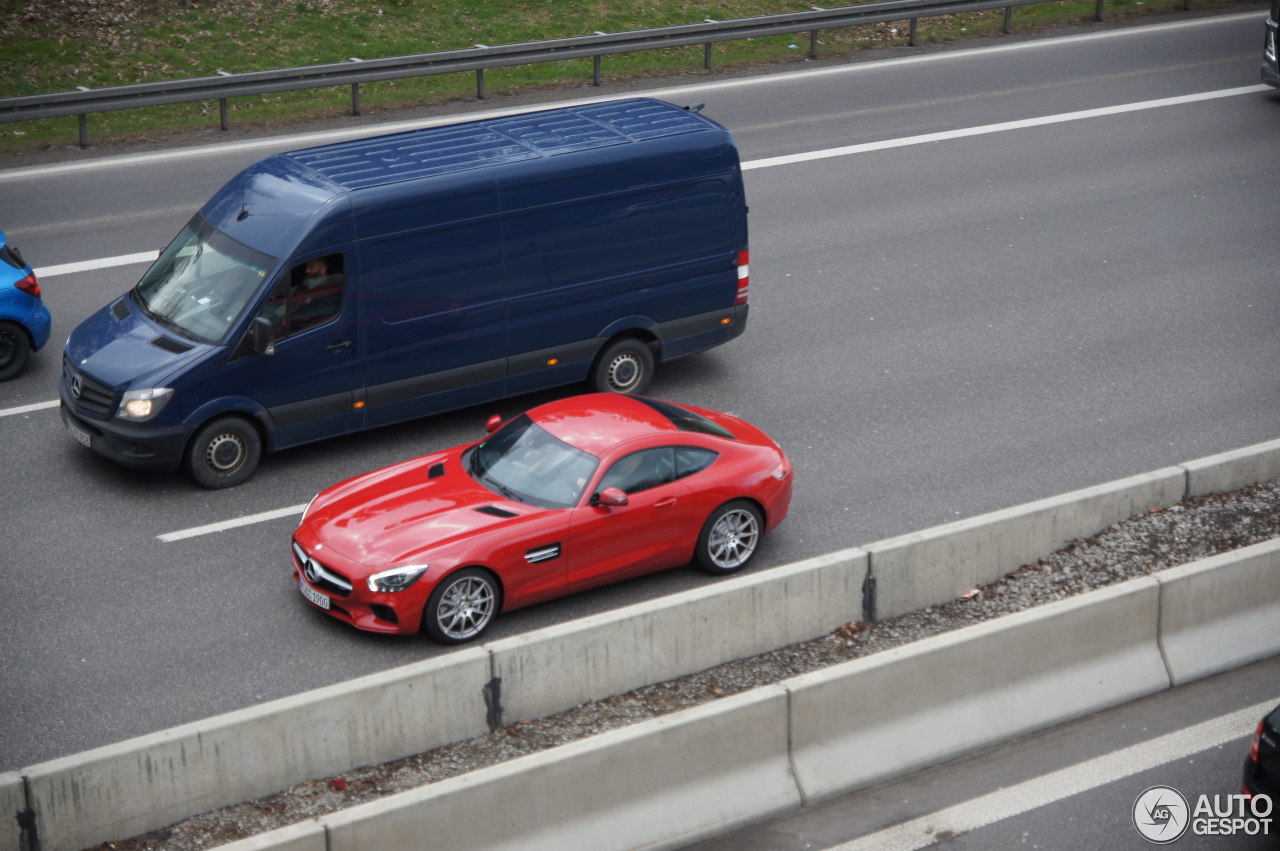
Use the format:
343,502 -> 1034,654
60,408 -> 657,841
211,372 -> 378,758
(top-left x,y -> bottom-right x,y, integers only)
0,321 -> 31,382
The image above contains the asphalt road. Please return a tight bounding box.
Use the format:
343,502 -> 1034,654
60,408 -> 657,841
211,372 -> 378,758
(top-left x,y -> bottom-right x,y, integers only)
1,9 -> 1276,772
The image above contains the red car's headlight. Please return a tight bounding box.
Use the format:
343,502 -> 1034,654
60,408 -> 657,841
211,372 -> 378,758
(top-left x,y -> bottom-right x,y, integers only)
368,564 -> 429,593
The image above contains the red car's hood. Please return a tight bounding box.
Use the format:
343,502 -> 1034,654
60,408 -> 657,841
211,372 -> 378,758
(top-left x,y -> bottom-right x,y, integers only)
301,447 -> 536,570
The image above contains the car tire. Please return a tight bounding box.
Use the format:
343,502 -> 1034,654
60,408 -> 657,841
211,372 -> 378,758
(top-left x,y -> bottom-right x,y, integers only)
423,567 -> 500,644
590,337 -> 654,396
0,321 -> 31,382
694,500 -> 763,575
185,415 -> 262,489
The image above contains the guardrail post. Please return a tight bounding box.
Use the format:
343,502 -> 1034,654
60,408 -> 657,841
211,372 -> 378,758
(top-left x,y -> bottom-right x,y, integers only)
810,4 -> 825,57
1095,0 -> 1104,20
475,45 -> 487,99
593,33 -> 606,86
704,20 -> 716,70
349,58 -> 363,115
909,17 -> 918,46
216,70 -> 232,130
1003,5 -> 1013,33
75,86 -> 90,147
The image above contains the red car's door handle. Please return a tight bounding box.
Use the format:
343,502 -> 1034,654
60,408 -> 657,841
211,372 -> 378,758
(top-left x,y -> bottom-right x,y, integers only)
655,497 -> 678,509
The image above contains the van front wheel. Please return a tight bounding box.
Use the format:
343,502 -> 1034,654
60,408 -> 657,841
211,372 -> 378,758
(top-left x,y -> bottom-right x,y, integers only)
590,338 -> 654,395
185,416 -> 262,489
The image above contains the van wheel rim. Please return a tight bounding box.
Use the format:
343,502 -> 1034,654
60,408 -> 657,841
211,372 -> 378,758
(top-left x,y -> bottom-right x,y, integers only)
607,353 -> 641,392
206,433 -> 246,473
707,509 -> 760,569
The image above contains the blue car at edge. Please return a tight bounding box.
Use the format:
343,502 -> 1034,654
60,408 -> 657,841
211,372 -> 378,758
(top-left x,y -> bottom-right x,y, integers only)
0,229 -> 50,381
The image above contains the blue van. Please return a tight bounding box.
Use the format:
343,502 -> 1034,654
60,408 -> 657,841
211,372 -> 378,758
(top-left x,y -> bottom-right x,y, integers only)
60,98 -> 750,487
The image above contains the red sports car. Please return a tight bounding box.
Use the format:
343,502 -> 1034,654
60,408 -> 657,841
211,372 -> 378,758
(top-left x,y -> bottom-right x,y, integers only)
292,394 -> 792,643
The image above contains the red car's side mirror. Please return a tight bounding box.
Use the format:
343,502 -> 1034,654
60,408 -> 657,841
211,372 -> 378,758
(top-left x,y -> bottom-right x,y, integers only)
593,487 -> 629,508
485,414 -> 502,433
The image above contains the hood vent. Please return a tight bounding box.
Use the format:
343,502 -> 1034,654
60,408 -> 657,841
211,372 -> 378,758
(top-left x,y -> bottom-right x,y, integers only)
111,298 -> 131,320
475,505 -> 518,518
427,463 -> 445,479
150,335 -> 194,354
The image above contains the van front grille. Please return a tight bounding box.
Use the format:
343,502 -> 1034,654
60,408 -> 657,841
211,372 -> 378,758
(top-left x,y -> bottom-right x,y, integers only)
63,357 -> 116,417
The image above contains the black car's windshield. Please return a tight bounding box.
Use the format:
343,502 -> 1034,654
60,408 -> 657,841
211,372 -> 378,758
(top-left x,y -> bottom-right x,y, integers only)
471,414 -> 598,509
134,216 -> 275,344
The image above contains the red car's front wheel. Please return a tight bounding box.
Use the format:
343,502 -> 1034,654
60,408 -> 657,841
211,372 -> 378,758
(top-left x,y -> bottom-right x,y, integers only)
423,568 -> 500,644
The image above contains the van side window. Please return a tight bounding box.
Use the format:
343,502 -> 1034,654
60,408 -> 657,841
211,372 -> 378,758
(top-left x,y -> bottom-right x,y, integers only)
259,253 -> 344,340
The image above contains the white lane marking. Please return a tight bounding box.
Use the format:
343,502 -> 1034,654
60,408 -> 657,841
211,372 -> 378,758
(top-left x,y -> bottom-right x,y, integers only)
826,698 -> 1278,851
744,85 -> 1271,170
19,82 -> 1267,288
0,12 -> 1260,184
0,399 -> 59,418
35,251 -> 158,278
156,504 -> 309,542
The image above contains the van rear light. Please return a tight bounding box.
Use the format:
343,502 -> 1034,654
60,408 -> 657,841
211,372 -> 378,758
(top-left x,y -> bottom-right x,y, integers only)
735,250 -> 749,305
15,273 -> 40,299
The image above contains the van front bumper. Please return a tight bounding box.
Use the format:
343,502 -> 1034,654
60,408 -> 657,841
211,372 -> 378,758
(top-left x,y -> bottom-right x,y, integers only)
60,401 -> 190,472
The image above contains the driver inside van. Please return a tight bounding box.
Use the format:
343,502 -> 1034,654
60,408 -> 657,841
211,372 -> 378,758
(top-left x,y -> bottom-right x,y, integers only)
259,254 -> 344,339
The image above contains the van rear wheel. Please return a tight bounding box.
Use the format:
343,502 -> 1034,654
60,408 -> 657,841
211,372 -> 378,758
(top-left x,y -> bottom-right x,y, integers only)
185,416 -> 261,489
590,337 -> 654,395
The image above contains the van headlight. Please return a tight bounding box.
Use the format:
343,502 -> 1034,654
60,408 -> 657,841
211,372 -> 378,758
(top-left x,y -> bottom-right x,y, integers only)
117,387 -> 173,421
368,564 -> 429,593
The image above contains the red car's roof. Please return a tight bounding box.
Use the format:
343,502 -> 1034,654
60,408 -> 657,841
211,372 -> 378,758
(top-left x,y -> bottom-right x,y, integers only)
529,394 -> 683,456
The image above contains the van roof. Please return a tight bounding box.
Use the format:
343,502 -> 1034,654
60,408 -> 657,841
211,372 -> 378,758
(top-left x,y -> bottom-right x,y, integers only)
281,98 -> 717,191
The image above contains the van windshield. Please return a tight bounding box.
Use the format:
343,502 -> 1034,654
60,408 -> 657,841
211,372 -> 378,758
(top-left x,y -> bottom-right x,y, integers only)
133,216 -> 275,344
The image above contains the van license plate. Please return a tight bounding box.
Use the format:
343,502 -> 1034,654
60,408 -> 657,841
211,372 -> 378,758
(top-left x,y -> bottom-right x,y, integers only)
299,579 -> 330,611
67,422 -> 92,448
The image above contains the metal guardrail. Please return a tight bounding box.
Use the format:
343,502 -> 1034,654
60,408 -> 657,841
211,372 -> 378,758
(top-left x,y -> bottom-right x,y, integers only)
0,0 -> 1181,147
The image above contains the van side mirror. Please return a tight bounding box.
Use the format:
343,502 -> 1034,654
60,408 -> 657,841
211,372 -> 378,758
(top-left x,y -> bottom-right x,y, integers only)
591,487 -> 629,508
485,414 -> 502,434
251,317 -> 276,356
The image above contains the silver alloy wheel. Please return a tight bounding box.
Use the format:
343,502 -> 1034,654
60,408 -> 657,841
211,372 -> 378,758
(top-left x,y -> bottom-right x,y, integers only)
205,431 -> 247,474
706,507 -> 760,569
434,574 -> 496,641
606,351 -> 642,392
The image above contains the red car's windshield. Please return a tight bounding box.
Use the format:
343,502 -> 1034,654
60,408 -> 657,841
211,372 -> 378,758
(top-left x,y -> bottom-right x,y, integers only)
470,414 -> 599,509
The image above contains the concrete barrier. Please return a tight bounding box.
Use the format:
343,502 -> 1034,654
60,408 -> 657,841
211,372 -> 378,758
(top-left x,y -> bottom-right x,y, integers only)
320,686 -> 796,851
490,548 -> 866,724
785,576 -> 1170,804
1,773 -> 24,851
217,820 -> 327,851
25,649 -> 491,851
863,468 -> 1185,620
1155,538 -> 1280,685
1182,438 -> 1280,497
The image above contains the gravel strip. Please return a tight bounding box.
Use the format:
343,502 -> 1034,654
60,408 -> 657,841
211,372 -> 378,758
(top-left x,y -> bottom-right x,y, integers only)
91,479 -> 1280,850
